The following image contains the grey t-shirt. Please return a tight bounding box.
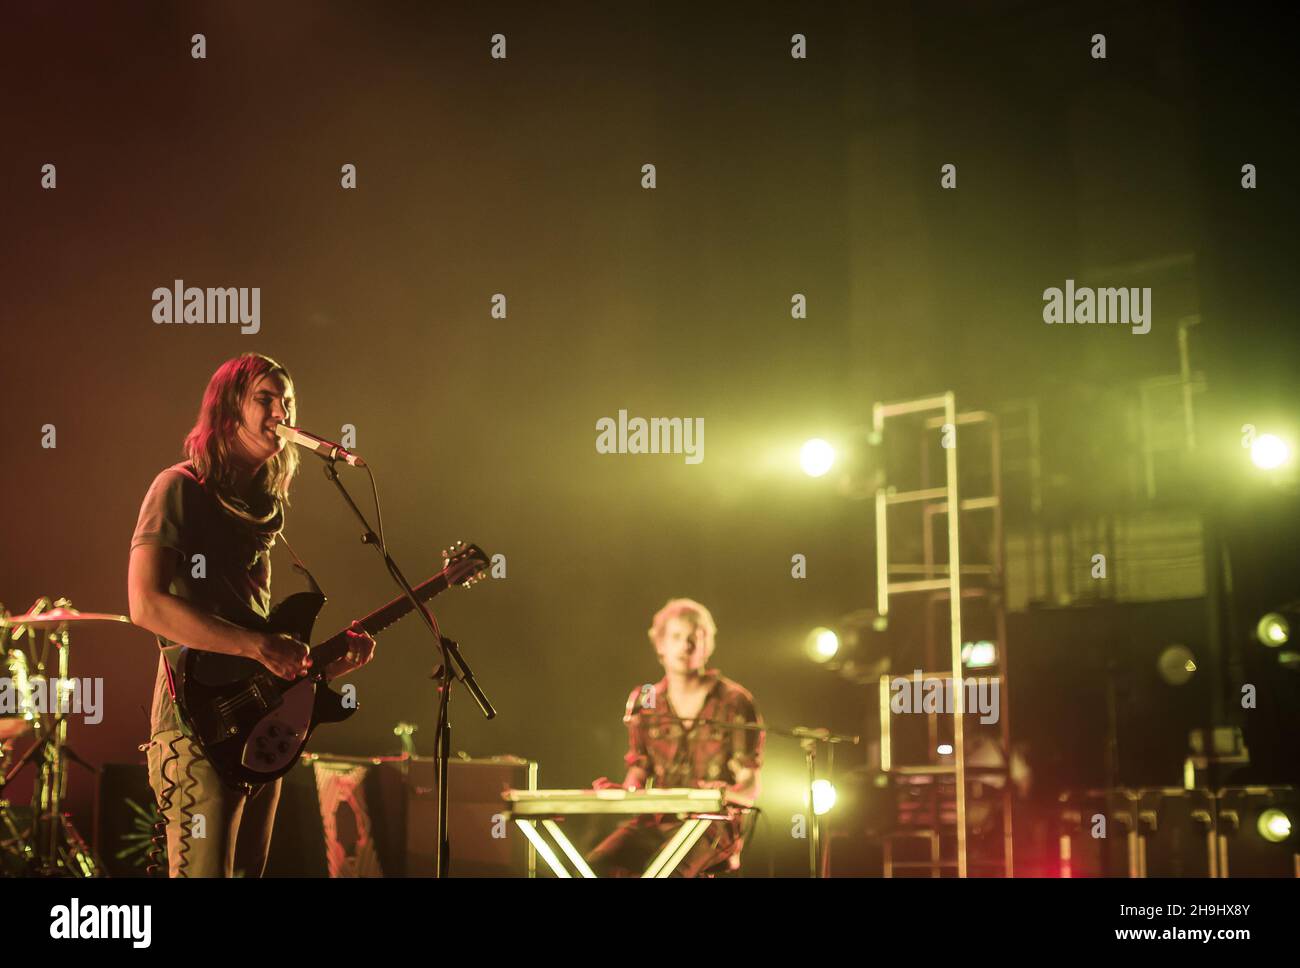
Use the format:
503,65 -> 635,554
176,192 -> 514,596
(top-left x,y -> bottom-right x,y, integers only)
130,462 -> 277,738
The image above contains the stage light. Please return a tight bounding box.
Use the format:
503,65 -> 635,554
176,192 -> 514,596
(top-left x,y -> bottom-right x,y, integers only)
1257,809 -> 1292,843
1256,613 -> 1290,648
804,627 -> 839,663
961,640 -> 997,669
819,609 -> 890,683
1157,644 -> 1197,686
800,438 -> 836,477
937,744 -> 953,756
811,779 -> 837,816
1250,434 -> 1291,470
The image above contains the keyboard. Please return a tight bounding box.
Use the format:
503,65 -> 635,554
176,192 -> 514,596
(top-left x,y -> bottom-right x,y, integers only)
502,787 -> 735,817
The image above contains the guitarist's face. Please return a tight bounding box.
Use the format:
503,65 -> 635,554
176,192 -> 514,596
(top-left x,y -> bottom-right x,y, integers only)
234,372 -> 295,469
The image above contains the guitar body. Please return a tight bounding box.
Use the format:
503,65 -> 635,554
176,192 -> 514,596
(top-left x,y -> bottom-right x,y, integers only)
178,591 -> 355,789
172,542 -> 489,791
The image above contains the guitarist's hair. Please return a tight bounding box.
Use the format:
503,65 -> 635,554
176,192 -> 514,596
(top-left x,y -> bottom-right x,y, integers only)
184,353 -> 300,504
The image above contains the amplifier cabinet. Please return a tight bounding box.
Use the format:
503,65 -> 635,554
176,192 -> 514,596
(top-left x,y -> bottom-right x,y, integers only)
97,753 -> 538,877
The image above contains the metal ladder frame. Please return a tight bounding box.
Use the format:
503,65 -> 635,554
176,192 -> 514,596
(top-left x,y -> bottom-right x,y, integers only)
874,391 -> 1014,877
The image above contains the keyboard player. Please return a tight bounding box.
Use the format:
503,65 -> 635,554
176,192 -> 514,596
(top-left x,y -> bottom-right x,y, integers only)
588,598 -> 764,876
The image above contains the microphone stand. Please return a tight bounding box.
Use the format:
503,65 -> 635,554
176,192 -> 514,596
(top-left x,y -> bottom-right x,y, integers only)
320,459 -> 495,878
788,725 -> 858,878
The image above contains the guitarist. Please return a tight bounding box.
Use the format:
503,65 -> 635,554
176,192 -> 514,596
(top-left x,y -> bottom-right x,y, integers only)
128,353 -> 375,877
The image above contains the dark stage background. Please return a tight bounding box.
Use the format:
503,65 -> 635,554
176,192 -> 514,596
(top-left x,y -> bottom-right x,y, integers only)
3,2 -> 1298,875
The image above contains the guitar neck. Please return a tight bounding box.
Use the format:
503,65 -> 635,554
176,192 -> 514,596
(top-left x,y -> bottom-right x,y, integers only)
310,570 -> 451,668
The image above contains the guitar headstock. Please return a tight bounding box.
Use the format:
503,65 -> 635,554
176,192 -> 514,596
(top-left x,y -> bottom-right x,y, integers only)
441,540 -> 490,589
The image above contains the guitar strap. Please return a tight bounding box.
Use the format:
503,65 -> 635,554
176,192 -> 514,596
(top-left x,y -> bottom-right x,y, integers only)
278,532 -> 326,598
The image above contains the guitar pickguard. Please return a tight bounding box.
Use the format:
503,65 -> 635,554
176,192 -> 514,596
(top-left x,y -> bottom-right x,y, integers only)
240,678 -> 315,775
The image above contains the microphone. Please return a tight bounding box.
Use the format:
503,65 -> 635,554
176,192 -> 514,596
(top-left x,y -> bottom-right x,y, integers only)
275,425 -> 366,467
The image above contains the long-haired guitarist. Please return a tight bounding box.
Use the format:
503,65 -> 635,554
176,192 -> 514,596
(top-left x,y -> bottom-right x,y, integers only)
128,353 -> 375,877
588,598 -> 764,876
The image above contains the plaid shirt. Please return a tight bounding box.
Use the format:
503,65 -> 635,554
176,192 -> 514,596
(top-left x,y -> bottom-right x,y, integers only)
622,670 -> 764,791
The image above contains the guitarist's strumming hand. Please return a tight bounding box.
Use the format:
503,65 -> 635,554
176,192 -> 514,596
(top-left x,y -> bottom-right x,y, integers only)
248,631 -> 312,681
323,622 -> 377,681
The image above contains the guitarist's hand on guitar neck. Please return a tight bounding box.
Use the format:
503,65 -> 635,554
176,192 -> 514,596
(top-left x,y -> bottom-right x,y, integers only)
321,623 -> 377,681
245,630 -> 311,681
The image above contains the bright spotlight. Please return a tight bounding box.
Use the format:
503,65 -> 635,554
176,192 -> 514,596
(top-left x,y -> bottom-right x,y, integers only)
1250,434 -> 1291,470
811,779 -> 837,816
961,640 -> 997,669
800,438 -> 836,478
1257,808 -> 1292,843
937,744 -> 954,756
804,627 -> 839,663
1256,613 -> 1290,648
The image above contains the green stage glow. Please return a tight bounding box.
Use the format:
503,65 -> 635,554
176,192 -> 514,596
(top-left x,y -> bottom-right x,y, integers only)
1257,809 -> 1292,843
1256,613 -> 1290,648
961,640 -> 997,669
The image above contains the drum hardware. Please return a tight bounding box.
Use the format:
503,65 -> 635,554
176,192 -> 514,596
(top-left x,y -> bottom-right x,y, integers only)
0,598 -> 127,877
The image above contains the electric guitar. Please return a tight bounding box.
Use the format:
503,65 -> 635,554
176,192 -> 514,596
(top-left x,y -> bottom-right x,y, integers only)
175,541 -> 489,789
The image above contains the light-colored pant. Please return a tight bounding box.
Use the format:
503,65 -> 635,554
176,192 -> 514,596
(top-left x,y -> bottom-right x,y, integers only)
146,729 -> 281,878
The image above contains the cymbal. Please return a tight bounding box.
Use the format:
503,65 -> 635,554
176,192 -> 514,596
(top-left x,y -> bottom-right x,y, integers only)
0,607 -> 131,628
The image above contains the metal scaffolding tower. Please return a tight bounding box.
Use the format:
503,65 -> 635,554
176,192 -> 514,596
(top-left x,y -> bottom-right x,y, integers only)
874,391 -> 1014,877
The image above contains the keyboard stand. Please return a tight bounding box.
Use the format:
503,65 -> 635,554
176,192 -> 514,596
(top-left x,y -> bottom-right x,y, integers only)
508,813 -> 727,878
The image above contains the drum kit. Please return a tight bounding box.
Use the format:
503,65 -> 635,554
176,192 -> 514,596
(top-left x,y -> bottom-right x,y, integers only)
1,597 -> 131,877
